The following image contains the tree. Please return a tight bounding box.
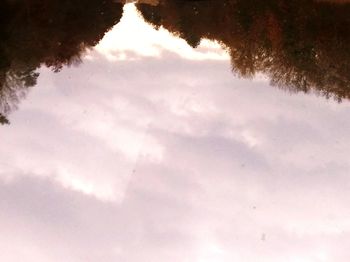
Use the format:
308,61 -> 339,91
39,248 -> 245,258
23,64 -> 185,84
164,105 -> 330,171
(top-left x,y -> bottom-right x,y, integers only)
137,0 -> 350,100
0,0 -> 124,120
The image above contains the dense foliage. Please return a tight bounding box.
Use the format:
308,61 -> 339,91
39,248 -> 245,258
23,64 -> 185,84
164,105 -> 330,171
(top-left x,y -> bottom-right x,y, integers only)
137,0 -> 350,100
0,0 -> 123,123
1,0 -> 350,124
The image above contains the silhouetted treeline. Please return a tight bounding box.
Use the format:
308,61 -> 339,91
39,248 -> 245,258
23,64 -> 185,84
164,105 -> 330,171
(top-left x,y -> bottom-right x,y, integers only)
0,0 -> 123,124
137,0 -> 350,100
2,0 -> 350,124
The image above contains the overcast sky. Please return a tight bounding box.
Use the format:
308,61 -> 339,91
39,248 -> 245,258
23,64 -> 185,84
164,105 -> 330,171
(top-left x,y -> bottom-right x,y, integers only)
1,4 -> 350,262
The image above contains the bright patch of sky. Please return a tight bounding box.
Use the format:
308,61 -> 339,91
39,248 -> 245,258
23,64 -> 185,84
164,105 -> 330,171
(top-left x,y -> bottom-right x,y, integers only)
94,4 -> 230,61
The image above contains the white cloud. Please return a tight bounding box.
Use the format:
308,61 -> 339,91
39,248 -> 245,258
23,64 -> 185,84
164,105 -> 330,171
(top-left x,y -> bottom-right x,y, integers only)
1,4 -> 350,262
94,4 -> 230,61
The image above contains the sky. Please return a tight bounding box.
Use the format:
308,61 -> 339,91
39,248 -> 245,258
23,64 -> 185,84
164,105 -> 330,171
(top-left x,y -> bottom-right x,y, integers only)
1,4 -> 350,262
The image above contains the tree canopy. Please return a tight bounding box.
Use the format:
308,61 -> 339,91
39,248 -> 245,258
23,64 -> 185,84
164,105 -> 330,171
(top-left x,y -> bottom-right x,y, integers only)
137,0 -> 350,100
1,0 -> 350,124
0,0 -> 123,123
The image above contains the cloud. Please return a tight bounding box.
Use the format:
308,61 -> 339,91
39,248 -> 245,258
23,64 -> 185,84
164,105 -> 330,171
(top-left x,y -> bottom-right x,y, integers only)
94,4 -> 230,61
2,5 -> 350,261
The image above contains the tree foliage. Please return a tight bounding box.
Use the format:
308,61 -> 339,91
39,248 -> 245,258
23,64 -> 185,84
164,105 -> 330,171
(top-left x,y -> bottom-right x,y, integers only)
137,0 -> 350,100
0,0 -> 124,123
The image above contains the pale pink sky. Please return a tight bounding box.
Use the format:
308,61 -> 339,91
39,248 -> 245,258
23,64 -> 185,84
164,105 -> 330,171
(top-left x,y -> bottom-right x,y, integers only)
1,4 -> 350,262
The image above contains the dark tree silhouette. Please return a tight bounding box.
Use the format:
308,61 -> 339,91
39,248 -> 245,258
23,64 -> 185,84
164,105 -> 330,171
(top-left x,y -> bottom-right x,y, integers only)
0,0 -> 124,124
136,0 -> 350,100
2,0 -> 350,124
